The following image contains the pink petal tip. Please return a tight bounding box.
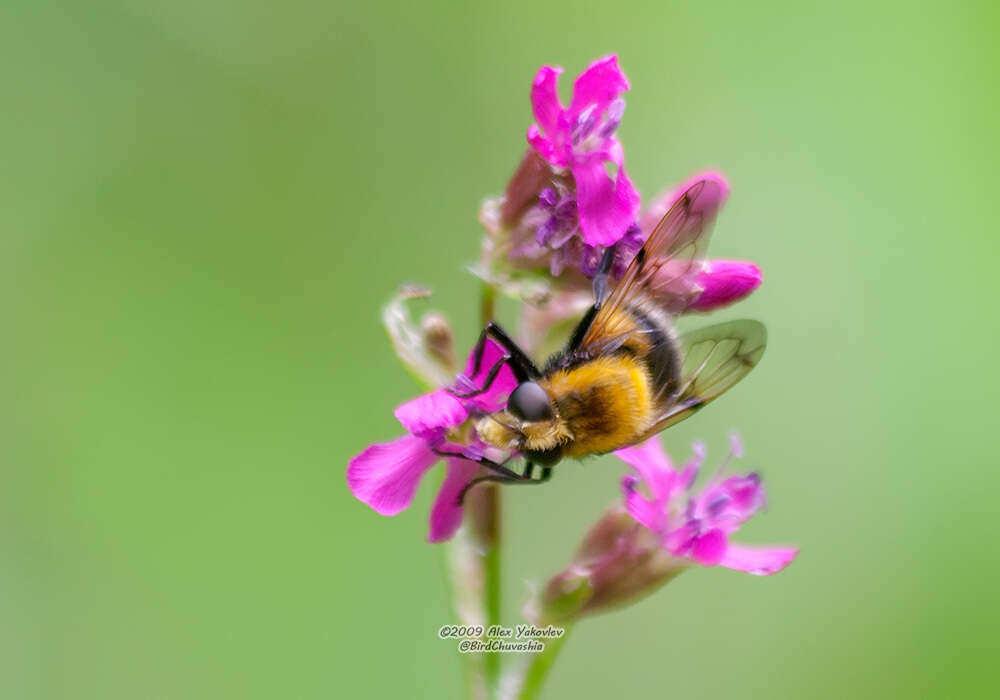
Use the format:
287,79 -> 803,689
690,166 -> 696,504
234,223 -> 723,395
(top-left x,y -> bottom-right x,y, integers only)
346,435 -> 439,516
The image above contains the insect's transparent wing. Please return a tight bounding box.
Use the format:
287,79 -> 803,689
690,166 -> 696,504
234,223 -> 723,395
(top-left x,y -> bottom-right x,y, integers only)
579,177 -> 726,350
638,320 -> 766,440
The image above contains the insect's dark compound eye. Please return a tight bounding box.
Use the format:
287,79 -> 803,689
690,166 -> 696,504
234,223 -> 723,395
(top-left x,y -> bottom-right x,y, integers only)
507,382 -> 554,422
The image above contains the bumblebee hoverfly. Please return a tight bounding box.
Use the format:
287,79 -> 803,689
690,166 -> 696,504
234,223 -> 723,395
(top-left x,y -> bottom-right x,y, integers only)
444,177 -> 766,500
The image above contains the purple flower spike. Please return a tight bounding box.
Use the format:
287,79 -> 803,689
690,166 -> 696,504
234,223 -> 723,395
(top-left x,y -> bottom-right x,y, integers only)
614,438 -> 797,576
527,55 -> 640,247
346,338 -> 520,542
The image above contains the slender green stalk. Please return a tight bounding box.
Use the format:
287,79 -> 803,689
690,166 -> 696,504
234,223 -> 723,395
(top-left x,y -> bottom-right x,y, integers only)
445,281 -> 503,699
470,483 -> 501,694
475,281 -> 502,696
479,282 -> 496,333
516,625 -> 573,700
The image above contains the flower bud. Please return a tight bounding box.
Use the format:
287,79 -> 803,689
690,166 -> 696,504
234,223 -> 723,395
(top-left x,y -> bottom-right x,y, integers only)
420,312 -> 456,375
689,260 -> 763,312
532,508 -> 688,624
382,287 -> 453,390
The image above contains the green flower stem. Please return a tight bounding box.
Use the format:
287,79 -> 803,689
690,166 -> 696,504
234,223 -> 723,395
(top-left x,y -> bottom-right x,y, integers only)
443,281 -> 503,699
516,625 -> 573,700
444,525 -> 488,699
476,281 -> 502,697
470,484 -> 501,695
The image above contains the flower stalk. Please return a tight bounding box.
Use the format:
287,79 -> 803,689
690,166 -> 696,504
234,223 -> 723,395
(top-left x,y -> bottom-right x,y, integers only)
444,280 -> 504,698
475,281 -> 503,696
514,623 -> 573,700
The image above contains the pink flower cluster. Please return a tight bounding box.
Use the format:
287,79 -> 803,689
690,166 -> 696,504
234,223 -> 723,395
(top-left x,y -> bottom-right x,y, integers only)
493,55 -> 762,314
616,437 -> 797,575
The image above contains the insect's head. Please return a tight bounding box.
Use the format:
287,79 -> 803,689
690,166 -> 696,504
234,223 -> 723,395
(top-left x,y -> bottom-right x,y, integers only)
507,381 -> 554,422
474,381 -> 568,464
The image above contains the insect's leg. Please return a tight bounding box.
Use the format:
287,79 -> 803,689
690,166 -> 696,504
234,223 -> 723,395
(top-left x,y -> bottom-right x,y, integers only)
449,354 -> 511,398
458,474 -> 519,504
483,322 -> 541,379
566,305 -> 598,353
564,244 -> 619,355
458,462 -> 552,505
431,447 -> 525,481
452,324 -> 539,398
466,321 -> 540,380
466,326 -> 492,376
591,243 -> 618,308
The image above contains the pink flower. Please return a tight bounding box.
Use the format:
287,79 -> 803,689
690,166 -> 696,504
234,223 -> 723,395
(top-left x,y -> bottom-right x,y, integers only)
615,436 -> 798,575
346,339 -> 518,542
534,435 -> 797,623
527,55 -> 640,248
689,259 -> 763,312
641,171 -> 763,312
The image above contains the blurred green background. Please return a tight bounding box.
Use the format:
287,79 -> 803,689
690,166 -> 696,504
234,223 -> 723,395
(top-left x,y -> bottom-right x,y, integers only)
2,1 -> 998,698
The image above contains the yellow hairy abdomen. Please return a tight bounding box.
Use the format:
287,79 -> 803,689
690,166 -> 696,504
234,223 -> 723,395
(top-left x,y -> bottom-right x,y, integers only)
543,355 -> 654,457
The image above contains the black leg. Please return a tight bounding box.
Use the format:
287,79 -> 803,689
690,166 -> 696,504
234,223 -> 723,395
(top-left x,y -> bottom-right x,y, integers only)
592,243 -> 617,307
468,322 -> 541,381
457,463 -> 554,505
566,244 -> 619,354
449,355 -> 511,399
431,447 -> 525,481
566,305 -> 597,354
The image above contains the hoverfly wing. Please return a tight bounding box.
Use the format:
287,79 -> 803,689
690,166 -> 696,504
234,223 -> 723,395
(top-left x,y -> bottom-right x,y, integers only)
578,176 -> 726,350
638,319 -> 766,439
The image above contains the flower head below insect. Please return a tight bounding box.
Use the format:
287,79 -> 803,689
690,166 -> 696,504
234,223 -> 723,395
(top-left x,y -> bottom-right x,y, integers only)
534,436 -> 798,622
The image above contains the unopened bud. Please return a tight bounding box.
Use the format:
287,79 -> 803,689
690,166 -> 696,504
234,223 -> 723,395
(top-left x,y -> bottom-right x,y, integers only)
420,312 -> 456,374
532,508 -> 687,624
689,260 -> 762,312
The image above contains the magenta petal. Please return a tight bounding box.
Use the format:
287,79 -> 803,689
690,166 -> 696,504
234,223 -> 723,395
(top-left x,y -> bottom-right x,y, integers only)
718,544 -> 799,576
691,528 -> 728,566
615,438 -> 675,501
569,55 -> 630,117
678,442 -> 706,491
530,65 -> 564,137
347,435 -> 439,516
427,458 -> 478,542
696,470 -> 764,516
394,389 -> 468,436
621,477 -> 663,531
571,159 -> 640,246
527,125 -> 561,165
690,260 -> 763,311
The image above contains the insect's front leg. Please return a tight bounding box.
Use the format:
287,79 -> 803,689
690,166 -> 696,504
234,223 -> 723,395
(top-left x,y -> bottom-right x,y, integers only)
449,354 -> 513,399
467,321 -> 541,382
431,446 -> 523,480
